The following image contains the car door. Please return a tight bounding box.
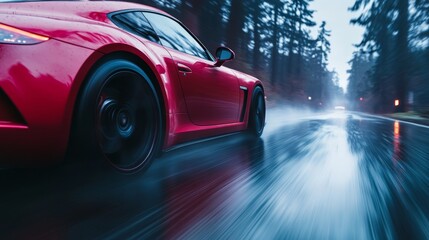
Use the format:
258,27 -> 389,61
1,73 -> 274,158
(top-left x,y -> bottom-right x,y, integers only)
144,12 -> 240,126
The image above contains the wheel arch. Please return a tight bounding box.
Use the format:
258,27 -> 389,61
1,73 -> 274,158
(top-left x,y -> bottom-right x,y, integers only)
247,82 -> 265,118
66,49 -> 170,154
253,82 -> 265,94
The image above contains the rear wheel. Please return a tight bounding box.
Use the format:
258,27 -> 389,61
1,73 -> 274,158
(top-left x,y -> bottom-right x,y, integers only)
248,86 -> 266,137
73,59 -> 162,173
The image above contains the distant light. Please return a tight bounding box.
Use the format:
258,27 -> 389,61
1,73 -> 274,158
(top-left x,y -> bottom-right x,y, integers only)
308,96 -> 312,101
395,99 -> 400,107
394,121 -> 400,136
359,97 -> 363,101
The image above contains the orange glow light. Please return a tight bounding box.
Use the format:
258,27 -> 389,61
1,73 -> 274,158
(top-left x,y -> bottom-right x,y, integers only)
394,121 -> 400,137
393,121 -> 400,161
394,99 -> 400,107
0,23 -> 49,41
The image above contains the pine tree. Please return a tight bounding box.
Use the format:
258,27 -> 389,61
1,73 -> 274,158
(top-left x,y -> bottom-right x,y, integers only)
270,0 -> 283,86
347,51 -> 374,110
226,0 -> 246,52
197,0 -> 225,52
350,0 -> 397,112
283,0 -> 316,95
315,21 -> 331,69
315,21 -> 331,102
251,0 -> 263,70
414,0 -> 429,42
394,0 -> 410,112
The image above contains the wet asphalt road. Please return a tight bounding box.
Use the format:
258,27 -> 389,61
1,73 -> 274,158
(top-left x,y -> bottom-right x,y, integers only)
1,109 -> 429,239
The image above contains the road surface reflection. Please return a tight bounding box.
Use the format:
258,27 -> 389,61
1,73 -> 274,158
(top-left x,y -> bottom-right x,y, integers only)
1,109 -> 429,239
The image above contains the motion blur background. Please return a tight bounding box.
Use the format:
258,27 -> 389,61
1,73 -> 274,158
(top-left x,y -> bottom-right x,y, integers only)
131,0 -> 429,115
3,1 -> 429,239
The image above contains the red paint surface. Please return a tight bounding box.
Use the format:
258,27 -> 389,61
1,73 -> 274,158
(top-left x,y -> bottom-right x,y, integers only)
0,1 -> 263,165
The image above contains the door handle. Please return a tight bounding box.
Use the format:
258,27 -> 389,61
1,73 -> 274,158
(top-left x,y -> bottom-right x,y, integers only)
177,63 -> 192,73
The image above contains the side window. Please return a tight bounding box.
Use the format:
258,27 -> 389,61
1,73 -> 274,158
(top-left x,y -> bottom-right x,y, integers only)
143,12 -> 211,60
110,11 -> 160,43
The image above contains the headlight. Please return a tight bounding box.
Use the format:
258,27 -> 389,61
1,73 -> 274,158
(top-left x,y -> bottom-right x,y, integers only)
0,23 -> 49,45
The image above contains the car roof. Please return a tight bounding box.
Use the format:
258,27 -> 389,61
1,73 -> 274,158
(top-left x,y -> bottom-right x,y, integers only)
0,1 -> 171,22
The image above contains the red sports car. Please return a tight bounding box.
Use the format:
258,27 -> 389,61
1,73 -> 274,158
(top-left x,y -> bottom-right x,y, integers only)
0,1 -> 266,173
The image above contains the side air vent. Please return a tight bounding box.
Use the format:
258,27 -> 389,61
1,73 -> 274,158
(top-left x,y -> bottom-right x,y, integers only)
239,86 -> 248,122
0,88 -> 26,125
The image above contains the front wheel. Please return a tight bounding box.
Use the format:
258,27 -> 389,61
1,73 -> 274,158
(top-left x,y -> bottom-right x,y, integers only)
248,86 -> 266,137
72,59 -> 163,174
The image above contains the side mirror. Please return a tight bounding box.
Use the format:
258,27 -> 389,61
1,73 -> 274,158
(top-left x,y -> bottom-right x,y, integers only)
214,46 -> 235,67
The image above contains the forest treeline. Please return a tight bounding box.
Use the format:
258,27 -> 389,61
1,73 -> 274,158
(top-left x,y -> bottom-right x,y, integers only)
347,0 -> 429,113
134,0 -> 343,107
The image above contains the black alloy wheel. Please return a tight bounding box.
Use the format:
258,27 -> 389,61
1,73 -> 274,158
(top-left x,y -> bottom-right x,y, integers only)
73,59 -> 162,173
248,86 -> 266,137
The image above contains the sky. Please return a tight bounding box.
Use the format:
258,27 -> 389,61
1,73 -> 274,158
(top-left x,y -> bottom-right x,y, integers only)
310,0 -> 365,92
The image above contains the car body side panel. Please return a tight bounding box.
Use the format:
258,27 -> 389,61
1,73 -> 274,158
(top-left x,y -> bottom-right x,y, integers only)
0,39 -> 98,165
166,70 -> 258,147
165,48 -> 240,126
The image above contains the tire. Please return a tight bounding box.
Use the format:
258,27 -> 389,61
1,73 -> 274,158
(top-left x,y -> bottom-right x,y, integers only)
248,86 -> 266,137
72,59 -> 163,174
